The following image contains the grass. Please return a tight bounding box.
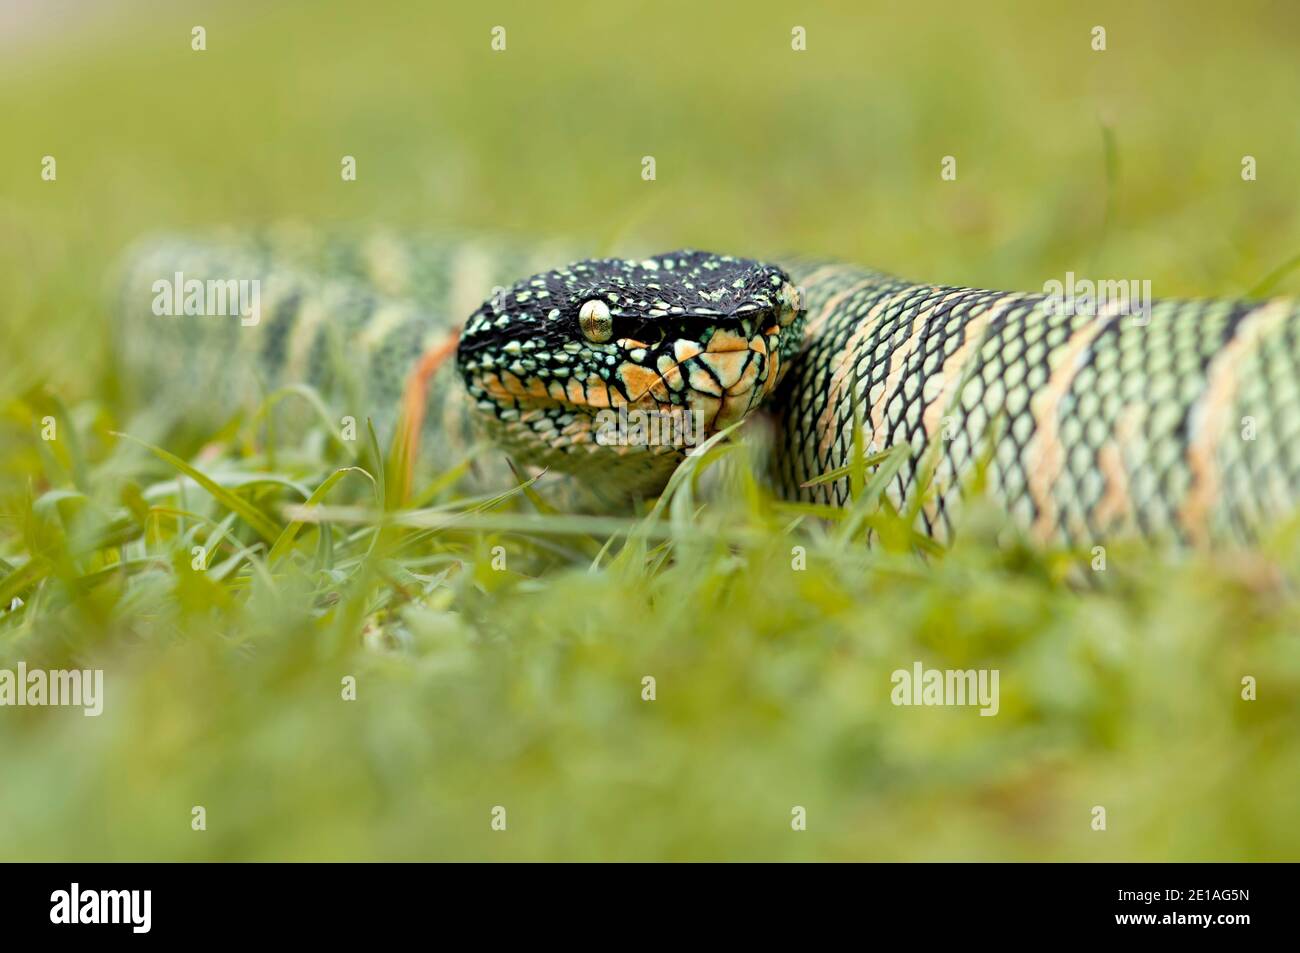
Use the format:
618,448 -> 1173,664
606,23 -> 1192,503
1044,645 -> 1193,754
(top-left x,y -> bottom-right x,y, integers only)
2,0 -> 1299,860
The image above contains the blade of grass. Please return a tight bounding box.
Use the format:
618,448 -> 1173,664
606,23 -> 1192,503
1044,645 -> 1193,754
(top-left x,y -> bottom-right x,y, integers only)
111,431 -> 281,543
268,466 -> 376,566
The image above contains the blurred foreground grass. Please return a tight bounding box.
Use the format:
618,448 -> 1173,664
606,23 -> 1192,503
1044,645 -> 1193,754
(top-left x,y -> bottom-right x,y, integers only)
1,0 -> 1299,859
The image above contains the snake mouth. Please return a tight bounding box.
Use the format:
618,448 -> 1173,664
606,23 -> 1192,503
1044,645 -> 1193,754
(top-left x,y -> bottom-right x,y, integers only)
464,325 -> 780,428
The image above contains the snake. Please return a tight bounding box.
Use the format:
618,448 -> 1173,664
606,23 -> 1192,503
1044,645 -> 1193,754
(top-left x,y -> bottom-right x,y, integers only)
117,230 -> 1300,546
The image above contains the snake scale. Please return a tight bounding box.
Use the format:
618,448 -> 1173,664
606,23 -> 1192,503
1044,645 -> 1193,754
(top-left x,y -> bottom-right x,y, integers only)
117,231 -> 1300,546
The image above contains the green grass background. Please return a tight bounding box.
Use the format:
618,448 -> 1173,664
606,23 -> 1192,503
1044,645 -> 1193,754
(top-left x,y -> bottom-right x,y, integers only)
1,0 -> 1298,859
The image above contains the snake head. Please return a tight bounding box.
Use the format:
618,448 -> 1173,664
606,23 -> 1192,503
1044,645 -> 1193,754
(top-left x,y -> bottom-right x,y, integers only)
456,250 -> 806,497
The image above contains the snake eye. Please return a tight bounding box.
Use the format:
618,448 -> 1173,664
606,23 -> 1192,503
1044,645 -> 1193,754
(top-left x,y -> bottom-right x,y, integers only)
579,299 -> 613,342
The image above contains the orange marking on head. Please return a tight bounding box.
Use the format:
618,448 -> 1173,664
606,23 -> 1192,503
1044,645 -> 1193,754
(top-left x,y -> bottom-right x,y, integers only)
584,375 -> 611,408
620,363 -> 667,403
479,372 -> 514,404
498,369 -> 525,396
699,349 -> 750,389
693,393 -> 722,427
565,378 -> 587,405
706,329 -> 750,352
674,340 -> 703,362
687,362 -> 724,396
731,354 -> 761,395
717,391 -> 755,427
656,360 -> 686,392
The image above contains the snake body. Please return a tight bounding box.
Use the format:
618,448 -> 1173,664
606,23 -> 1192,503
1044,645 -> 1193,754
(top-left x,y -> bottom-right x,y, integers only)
778,262 -> 1300,545
118,233 -> 1300,545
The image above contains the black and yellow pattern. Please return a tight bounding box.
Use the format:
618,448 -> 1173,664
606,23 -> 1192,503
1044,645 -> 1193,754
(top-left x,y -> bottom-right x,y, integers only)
118,237 -> 1300,543
778,263 -> 1300,545
457,251 -> 806,500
